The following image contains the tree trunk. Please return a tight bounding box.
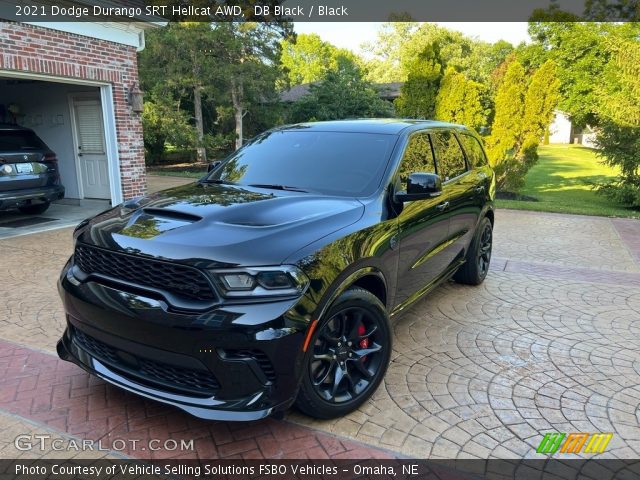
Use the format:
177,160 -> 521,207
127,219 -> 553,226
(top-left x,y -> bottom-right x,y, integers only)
231,79 -> 243,150
193,84 -> 206,162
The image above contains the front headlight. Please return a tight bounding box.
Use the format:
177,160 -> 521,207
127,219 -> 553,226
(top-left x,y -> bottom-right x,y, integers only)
210,266 -> 309,298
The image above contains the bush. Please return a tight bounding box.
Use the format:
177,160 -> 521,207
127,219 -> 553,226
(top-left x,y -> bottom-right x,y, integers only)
288,60 -> 393,123
595,122 -> 640,208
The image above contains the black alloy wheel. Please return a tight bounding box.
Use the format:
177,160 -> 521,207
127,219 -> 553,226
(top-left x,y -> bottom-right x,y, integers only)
477,221 -> 492,277
310,306 -> 383,403
454,216 -> 493,285
296,287 -> 391,418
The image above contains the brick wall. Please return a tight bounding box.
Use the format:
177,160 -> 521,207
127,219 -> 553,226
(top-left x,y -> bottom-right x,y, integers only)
0,21 -> 145,200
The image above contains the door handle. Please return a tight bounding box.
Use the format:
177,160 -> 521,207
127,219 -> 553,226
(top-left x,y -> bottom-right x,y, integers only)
436,201 -> 450,211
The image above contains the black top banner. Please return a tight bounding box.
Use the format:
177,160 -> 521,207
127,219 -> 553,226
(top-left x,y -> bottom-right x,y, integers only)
0,0 -> 638,22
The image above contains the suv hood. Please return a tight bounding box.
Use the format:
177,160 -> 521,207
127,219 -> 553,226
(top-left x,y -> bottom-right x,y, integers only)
78,182 -> 364,267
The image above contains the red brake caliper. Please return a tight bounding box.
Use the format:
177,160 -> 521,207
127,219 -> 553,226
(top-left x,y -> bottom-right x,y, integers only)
358,324 -> 369,362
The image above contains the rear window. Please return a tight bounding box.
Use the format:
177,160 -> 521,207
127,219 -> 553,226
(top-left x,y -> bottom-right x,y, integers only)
0,130 -> 47,151
459,134 -> 488,168
431,131 -> 467,181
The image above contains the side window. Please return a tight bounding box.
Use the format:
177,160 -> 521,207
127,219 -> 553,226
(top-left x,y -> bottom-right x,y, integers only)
397,133 -> 436,183
459,134 -> 488,168
431,131 -> 467,181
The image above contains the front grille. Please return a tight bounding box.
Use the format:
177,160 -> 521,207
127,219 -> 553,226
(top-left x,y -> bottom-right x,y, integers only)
73,329 -> 219,396
227,349 -> 276,382
74,244 -> 216,302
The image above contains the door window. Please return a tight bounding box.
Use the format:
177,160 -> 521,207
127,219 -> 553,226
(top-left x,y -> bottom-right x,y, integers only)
74,102 -> 105,154
459,134 -> 488,168
431,131 -> 467,181
397,133 -> 436,183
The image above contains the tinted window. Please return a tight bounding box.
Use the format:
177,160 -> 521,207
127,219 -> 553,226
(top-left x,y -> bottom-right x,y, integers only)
206,130 -> 396,196
397,133 -> 436,183
431,131 -> 467,181
0,130 -> 47,151
459,134 -> 488,168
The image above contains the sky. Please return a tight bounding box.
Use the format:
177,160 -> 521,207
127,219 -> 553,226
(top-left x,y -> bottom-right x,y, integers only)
293,22 -> 531,55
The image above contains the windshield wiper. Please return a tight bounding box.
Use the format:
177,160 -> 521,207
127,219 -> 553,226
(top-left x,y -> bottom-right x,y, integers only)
247,184 -> 308,193
199,179 -> 236,185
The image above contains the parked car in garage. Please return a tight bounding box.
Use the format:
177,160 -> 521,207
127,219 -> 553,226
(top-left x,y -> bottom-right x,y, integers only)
0,124 -> 64,214
57,119 -> 495,421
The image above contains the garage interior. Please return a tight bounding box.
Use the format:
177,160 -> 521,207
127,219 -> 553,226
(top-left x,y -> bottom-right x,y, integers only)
0,77 -> 115,238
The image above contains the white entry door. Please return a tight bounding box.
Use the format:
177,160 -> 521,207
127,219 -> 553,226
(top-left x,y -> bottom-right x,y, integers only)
72,99 -> 111,199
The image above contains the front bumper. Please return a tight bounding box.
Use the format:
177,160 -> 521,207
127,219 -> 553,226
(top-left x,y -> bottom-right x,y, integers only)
57,259 -> 313,421
0,184 -> 64,210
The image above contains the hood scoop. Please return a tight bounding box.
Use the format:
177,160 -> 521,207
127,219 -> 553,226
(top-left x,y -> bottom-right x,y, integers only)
118,208 -> 202,240
142,207 -> 202,223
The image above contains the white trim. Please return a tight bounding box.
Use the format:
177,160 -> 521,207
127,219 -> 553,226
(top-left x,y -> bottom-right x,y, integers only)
100,85 -> 122,205
67,94 -> 86,200
0,69 -> 109,87
24,21 -> 148,49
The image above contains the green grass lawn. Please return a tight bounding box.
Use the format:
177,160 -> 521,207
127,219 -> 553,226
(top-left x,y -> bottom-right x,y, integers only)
496,144 -> 640,219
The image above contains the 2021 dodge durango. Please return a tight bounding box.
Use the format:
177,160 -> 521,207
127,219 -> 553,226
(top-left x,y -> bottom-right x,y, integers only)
57,119 -> 495,421
0,124 -> 64,214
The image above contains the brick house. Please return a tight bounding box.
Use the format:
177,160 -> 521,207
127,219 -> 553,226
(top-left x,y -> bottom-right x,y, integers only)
0,18 -> 160,205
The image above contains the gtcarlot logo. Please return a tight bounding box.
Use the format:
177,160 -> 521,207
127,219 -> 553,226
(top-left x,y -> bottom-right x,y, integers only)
14,434 -> 194,452
537,432 -> 613,454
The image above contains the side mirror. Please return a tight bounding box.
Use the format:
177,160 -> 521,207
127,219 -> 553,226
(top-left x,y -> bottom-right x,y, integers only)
395,173 -> 442,202
207,160 -> 221,172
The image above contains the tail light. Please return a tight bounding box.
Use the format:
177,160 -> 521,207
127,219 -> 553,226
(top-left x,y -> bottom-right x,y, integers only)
43,152 -> 60,181
43,152 -> 58,164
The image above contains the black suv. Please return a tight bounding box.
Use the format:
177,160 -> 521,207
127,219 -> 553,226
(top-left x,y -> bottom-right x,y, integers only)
0,124 -> 64,214
57,120 -> 494,421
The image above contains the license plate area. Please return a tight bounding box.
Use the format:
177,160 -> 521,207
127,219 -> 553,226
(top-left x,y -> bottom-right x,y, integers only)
15,163 -> 34,174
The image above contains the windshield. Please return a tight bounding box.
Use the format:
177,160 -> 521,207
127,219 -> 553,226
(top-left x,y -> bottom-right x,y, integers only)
204,130 -> 397,196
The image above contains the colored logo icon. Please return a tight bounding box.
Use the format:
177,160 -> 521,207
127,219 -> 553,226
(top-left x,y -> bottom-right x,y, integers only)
537,433 -> 613,454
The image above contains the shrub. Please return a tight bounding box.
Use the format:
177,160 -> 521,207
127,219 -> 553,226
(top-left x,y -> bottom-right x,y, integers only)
595,122 -> 640,208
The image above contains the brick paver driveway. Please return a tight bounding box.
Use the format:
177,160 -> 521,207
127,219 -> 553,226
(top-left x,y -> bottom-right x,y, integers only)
1,206 -> 639,461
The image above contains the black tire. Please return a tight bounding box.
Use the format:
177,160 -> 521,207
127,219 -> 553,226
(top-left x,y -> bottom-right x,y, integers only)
18,202 -> 50,215
454,216 -> 493,285
296,287 -> 392,419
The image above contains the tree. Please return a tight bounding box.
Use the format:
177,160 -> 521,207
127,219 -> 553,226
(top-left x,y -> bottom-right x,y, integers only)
213,22 -> 292,150
595,123 -> 640,207
486,61 -> 527,166
394,43 -> 443,119
364,23 -> 514,86
595,37 -> 640,208
142,99 -> 196,163
597,37 -> 640,127
139,22 -> 221,161
520,60 -> 561,160
288,59 -> 393,123
435,67 -> 486,130
486,58 -> 561,191
362,22 -> 419,83
280,33 -> 358,86
524,22 -> 638,127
